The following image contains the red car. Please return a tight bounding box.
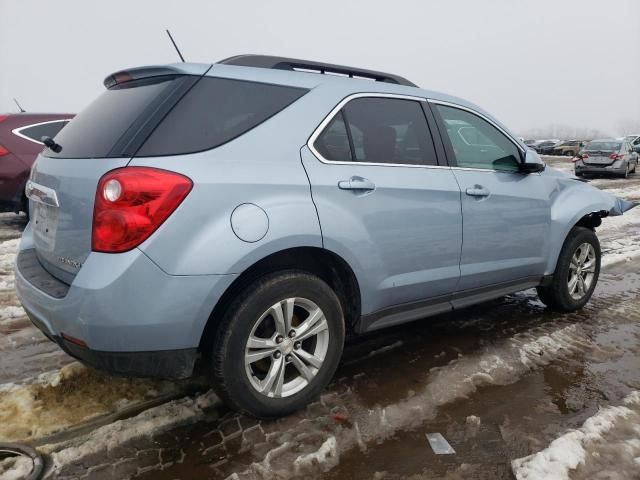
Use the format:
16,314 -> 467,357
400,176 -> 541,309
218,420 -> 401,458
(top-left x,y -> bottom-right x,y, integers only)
0,113 -> 74,215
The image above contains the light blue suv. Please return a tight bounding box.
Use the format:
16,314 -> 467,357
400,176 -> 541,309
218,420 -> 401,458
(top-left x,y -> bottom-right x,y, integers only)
16,55 -> 634,417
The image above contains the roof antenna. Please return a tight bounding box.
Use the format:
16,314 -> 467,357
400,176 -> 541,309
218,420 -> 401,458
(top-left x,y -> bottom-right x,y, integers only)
13,98 -> 25,113
166,29 -> 185,63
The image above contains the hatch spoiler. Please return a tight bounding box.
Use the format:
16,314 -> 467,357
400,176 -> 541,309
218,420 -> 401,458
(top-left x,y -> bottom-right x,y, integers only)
103,63 -> 212,89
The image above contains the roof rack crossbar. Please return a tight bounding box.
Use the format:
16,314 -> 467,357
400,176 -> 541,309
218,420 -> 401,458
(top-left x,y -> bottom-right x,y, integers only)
217,54 -> 417,87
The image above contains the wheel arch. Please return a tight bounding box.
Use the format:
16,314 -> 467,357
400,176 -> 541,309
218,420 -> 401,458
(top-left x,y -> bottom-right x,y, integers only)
198,246 -> 362,355
545,208 -> 607,275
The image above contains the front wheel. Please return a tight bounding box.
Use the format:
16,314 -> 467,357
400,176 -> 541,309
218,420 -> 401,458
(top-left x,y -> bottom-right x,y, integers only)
537,226 -> 600,312
210,271 -> 345,418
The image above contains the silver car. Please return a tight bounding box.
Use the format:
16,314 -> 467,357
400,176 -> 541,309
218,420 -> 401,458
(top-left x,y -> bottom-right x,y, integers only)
15,55 -> 635,417
574,139 -> 639,178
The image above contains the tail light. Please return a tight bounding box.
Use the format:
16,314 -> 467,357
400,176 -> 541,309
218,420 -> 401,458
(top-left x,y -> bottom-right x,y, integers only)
92,167 -> 192,253
0,115 -> 8,156
573,153 -> 588,162
609,153 -> 624,160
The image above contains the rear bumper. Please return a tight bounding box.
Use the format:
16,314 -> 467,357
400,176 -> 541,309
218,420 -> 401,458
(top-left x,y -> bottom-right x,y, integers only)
15,222 -> 237,379
575,163 -> 626,175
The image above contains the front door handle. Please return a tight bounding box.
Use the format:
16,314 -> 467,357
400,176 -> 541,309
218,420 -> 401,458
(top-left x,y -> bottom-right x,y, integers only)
465,185 -> 490,197
338,176 -> 376,191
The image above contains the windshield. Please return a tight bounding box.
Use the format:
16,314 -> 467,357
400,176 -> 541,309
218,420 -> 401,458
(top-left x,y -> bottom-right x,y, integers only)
585,141 -> 621,152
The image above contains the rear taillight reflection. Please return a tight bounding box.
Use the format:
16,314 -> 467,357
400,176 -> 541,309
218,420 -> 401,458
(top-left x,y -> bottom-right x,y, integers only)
92,167 -> 192,253
0,144 -> 8,157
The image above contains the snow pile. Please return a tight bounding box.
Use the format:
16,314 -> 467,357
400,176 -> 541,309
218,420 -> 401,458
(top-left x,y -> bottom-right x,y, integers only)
511,391 -> 640,480
0,362 -> 178,442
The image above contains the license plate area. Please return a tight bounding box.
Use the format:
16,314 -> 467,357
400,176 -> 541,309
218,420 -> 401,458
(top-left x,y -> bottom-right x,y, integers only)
33,203 -> 59,252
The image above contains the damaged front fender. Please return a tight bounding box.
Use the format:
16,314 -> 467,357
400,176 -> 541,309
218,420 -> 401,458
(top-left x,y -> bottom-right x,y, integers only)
543,169 -> 638,274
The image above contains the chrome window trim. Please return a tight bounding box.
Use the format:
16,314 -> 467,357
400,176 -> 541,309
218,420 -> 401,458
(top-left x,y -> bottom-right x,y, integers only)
11,119 -> 70,145
306,92 -> 450,170
427,99 -> 525,154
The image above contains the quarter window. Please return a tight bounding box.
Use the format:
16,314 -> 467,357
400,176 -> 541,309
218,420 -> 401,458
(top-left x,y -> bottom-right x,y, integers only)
435,105 -> 521,172
314,112 -> 352,162
314,97 -> 438,166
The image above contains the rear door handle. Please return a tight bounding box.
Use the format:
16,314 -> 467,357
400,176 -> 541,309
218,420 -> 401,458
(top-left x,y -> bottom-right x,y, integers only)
338,177 -> 376,191
465,185 -> 490,197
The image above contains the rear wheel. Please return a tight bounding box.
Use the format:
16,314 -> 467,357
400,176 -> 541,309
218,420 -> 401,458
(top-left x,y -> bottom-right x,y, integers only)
566,150 -> 574,157
537,226 -> 600,312
210,271 -> 345,418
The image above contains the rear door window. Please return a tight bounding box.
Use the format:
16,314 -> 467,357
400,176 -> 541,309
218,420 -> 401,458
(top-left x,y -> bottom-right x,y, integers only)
343,97 -> 438,166
137,78 -> 308,157
16,120 -> 69,144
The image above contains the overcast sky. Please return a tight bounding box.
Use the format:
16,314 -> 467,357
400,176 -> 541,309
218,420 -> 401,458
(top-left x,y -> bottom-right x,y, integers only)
1,0 -> 639,136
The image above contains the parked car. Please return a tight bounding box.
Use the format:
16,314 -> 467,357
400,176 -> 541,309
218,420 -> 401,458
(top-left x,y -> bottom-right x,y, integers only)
536,140 -> 562,155
0,113 -> 73,214
624,134 -> 640,150
553,140 -> 584,157
15,55 -> 634,418
574,139 -> 639,178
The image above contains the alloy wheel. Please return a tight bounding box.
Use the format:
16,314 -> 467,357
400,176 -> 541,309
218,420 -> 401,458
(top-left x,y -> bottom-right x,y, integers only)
568,242 -> 596,300
244,297 -> 329,398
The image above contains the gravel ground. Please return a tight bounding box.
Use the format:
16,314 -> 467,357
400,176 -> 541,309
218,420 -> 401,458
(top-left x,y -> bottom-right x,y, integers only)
1,157 -> 639,480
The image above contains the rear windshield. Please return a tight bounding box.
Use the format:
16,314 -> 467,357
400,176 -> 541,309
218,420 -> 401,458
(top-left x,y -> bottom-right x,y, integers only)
585,141 -> 621,152
44,76 -> 308,159
44,76 -> 189,158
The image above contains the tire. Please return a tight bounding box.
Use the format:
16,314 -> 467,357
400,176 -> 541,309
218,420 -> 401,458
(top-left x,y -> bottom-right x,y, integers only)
537,226 -> 600,312
622,163 -> 629,179
566,150 -> 574,157
575,170 -> 583,177
210,271 -> 345,418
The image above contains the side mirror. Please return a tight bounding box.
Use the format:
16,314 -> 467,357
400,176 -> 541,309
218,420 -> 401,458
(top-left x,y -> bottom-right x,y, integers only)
521,149 -> 546,173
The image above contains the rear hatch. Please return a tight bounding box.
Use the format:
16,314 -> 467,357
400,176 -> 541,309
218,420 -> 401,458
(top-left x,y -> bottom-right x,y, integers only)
28,67 -> 207,283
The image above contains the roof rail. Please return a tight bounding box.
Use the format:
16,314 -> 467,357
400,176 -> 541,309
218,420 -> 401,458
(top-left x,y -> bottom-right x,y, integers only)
217,54 -> 417,87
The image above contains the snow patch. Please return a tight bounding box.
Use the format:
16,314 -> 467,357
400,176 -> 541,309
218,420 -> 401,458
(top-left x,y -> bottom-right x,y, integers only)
511,391 -> 640,480
0,455 -> 33,480
0,362 -> 178,442
293,436 -> 339,475
48,390 -> 218,470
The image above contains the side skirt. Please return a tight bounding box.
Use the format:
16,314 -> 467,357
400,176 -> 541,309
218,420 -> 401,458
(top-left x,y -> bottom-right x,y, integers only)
357,276 -> 542,333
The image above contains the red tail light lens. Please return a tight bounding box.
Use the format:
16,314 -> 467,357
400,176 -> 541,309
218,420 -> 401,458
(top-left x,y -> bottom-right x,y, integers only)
0,116 -> 10,156
609,153 -> 624,160
92,167 -> 192,253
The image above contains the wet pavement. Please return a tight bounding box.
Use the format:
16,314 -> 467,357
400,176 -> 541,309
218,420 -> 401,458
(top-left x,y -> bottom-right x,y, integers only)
1,156 -> 639,480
